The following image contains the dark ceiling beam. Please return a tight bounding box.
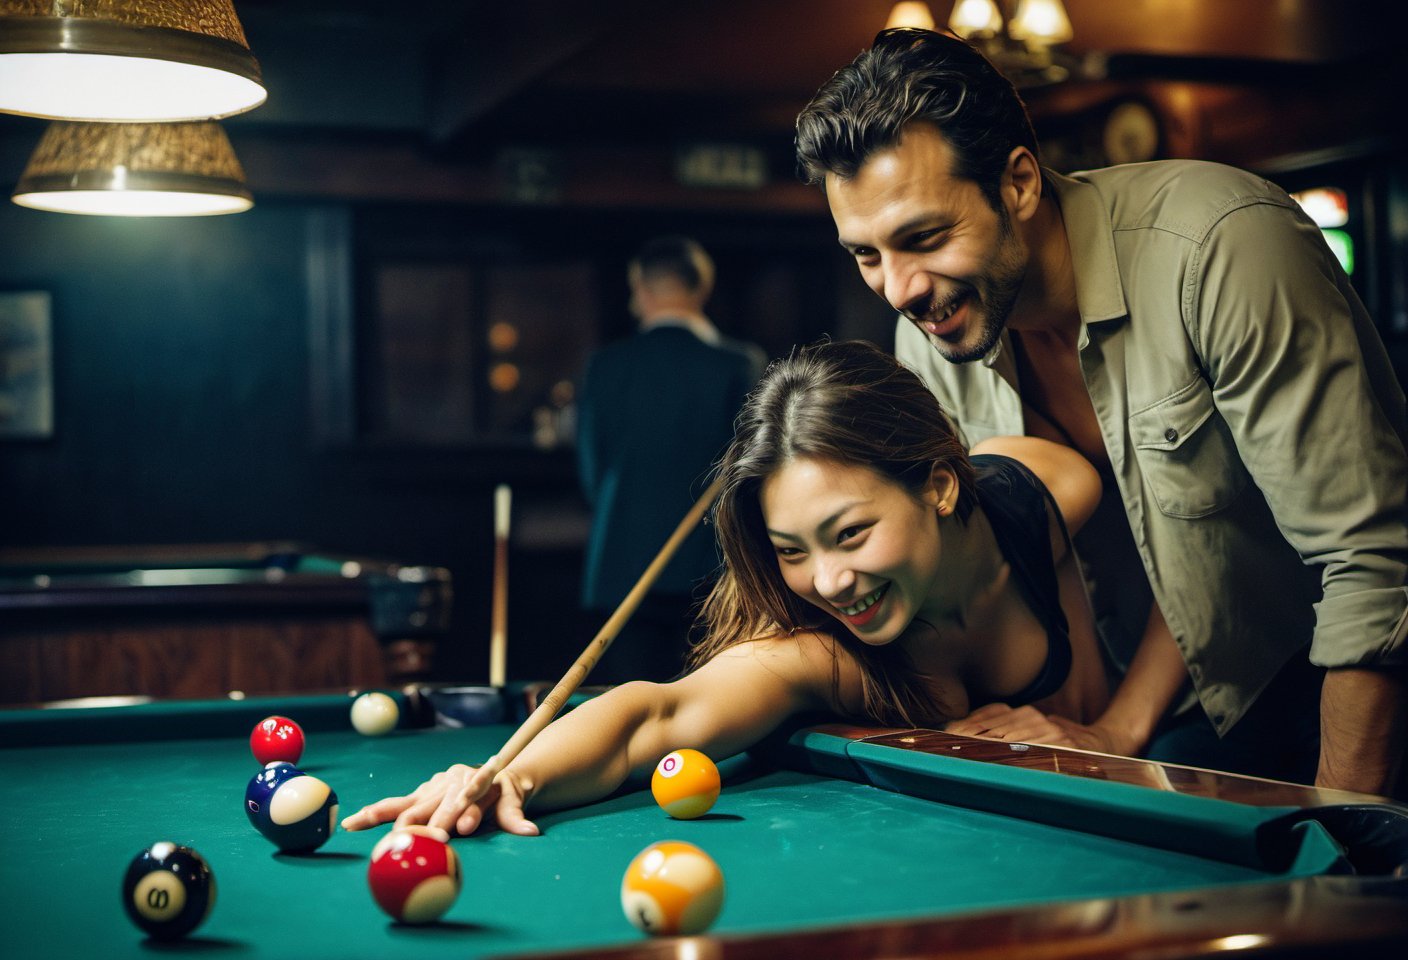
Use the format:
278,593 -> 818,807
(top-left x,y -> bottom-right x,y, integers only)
227,128 -> 828,214
425,0 -> 658,145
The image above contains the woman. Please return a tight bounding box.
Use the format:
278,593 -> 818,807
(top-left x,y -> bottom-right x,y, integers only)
343,340 -> 1150,841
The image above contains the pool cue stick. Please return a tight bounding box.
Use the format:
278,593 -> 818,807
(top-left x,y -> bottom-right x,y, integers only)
489,484 -> 511,690
466,472 -> 725,797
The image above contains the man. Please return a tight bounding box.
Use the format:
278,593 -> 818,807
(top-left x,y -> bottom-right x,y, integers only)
577,235 -> 764,683
795,28 -> 1407,795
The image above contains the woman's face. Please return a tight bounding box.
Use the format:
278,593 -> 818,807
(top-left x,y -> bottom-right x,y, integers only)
759,456 -> 947,646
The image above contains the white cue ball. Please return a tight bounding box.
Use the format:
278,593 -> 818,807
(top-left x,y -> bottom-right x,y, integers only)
351,692 -> 399,736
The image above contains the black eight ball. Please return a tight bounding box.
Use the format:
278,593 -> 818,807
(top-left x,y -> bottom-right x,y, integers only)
121,841 -> 216,940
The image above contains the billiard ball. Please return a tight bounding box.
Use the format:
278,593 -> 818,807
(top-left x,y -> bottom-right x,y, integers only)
351,691 -> 399,736
651,749 -> 721,820
121,842 -> 216,940
250,715 -> 305,766
244,761 -> 339,852
367,827 -> 462,924
621,840 -> 724,936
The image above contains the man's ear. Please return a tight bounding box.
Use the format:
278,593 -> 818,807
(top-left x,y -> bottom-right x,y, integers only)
1003,146 -> 1042,223
924,463 -> 960,513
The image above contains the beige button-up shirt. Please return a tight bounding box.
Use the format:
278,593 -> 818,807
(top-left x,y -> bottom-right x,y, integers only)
897,161 -> 1408,735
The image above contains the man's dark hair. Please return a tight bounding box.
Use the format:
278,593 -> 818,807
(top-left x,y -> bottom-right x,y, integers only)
795,28 -> 1039,209
631,235 -> 713,294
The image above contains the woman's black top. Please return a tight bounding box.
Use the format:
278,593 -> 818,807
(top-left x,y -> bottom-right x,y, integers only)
972,453 -> 1074,705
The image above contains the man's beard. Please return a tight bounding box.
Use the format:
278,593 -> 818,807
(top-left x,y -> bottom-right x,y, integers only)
917,212 -> 1025,365
927,292 -> 1010,364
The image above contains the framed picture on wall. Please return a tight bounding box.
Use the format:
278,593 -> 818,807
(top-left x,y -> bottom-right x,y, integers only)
0,291 -> 54,440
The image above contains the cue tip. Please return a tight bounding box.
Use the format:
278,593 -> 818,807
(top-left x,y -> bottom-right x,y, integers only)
494,484 -> 512,539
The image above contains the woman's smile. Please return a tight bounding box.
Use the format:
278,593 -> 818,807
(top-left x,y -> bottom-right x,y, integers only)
760,455 -> 947,646
837,583 -> 889,626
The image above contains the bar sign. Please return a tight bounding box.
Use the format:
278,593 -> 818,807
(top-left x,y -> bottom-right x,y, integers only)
675,144 -> 767,189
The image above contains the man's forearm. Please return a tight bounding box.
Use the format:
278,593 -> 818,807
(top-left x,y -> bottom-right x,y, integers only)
1094,602 -> 1187,757
1317,666 -> 1408,796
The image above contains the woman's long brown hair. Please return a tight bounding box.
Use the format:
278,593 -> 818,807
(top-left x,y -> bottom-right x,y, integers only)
691,339 -> 977,726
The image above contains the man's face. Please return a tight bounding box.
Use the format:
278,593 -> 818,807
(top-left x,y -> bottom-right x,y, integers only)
826,124 -> 1028,364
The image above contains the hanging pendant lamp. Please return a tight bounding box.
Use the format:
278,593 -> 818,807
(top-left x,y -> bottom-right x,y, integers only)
12,119 -> 253,216
0,0 -> 266,122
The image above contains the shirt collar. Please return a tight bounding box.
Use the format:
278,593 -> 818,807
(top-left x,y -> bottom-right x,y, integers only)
643,312 -> 721,345
1046,168 -> 1129,326
980,332 -> 1006,368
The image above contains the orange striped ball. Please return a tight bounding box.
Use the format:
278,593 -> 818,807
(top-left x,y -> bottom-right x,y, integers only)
620,840 -> 725,936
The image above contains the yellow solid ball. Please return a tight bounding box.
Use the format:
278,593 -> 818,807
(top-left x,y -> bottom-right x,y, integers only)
650,749 -> 720,820
351,692 -> 399,736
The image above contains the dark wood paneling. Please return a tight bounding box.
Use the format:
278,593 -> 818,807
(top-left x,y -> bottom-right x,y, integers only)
0,612 -> 386,704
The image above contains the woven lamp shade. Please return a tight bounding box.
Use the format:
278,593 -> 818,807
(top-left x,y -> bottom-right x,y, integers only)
13,120 -> 253,216
0,0 -> 265,121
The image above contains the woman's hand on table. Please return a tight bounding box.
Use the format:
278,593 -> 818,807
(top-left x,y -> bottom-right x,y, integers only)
340,763 -> 540,839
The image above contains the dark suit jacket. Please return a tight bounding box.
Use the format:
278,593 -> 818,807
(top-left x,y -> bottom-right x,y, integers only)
577,323 -> 763,610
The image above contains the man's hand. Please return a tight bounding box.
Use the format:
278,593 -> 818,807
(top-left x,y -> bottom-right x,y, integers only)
945,703 -> 1128,754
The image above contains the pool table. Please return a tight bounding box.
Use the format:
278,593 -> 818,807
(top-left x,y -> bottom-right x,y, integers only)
0,542 -> 451,705
2,691 -> 1406,959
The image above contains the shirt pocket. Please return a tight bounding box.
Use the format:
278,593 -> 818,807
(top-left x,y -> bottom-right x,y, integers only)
1128,376 -> 1248,519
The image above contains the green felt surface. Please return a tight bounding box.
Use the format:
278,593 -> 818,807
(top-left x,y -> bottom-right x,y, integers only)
0,700 -> 1340,959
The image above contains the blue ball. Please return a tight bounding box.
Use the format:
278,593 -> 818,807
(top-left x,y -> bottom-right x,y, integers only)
244,762 -> 339,852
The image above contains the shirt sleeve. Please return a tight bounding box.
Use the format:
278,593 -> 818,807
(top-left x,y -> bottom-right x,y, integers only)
1190,199 -> 1408,668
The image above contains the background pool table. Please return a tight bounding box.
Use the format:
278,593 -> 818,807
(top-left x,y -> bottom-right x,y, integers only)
0,542 -> 452,705
2,691 -> 1406,959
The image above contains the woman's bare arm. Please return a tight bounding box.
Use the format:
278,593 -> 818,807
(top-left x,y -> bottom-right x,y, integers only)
341,632 -> 852,838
